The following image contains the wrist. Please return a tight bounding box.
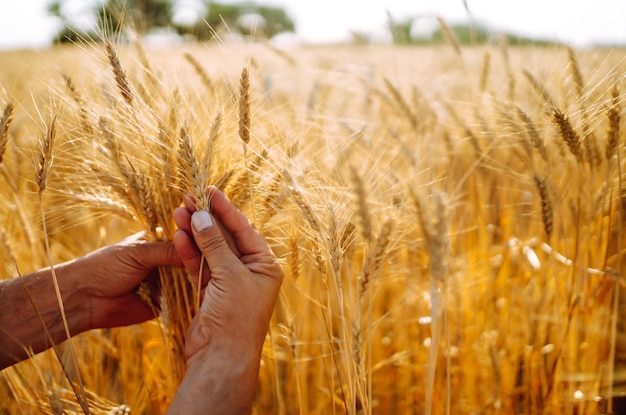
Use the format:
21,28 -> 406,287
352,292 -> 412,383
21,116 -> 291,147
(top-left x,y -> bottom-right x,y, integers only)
168,341 -> 262,415
0,261 -> 87,369
49,259 -> 91,334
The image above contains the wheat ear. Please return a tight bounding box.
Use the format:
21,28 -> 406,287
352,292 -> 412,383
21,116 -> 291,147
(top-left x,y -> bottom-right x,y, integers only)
0,102 -> 14,164
523,70 -> 557,108
436,17 -> 461,56
239,66 -> 257,225
184,52 -> 213,93
606,85 -> 620,160
515,106 -> 549,163
499,37 -> 516,101
177,127 -> 210,311
567,47 -> 584,98
383,77 -> 418,131
239,67 -> 251,146
105,40 -> 133,106
479,50 -> 491,93
552,108 -> 582,161
63,74 -> 93,134
534,174 -> 553,238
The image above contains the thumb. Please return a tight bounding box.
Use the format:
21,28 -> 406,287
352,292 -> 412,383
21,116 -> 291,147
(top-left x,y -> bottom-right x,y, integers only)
191,210 -> 238,269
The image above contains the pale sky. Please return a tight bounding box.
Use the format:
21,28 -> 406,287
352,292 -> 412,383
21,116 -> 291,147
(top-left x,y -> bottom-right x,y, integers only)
1,0 -> 626,50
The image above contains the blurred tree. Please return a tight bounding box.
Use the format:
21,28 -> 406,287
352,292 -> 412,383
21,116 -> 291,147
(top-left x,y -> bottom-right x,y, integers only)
179,1 -> 295,40
48,0 -> 294,43
47,0 -> 174,43
386,11 -> 412,45
47,0 -> 97,43
254,5 -> 295,38
98,0 -> 174,35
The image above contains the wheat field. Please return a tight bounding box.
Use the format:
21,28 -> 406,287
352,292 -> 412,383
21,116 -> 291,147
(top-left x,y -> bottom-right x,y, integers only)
0,39 -> 625,414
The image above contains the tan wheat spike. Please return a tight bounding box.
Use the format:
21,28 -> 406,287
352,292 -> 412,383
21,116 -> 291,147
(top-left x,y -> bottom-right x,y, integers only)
515,106 -> 549,162
287,233 -> 301,280
523,70 -> 557,109
567,47 -> 584,97
183,51 -> 213,92
479,50 -> 491,93
408,188 -> 451,283
552,108 -> 582,161
105,39 -> 133,106
99,117 -> 132,181
63,74 -> 93,134
134,40 -> 159,91
411,86 -> 438,134
566,47 -> 600,166
606,85 -> 620,160
135,173 -> 158,233
177,127 -> 208,210
444,102 -> 482,157
99,117 -> 155,230
286,185 -> 326,275
157,122 -> 176,190
383,77 -> 418,130
499,37 -> 516,102
264,42 -> 297,66
224,149 -> 267,209
349,165 -> 372,242
534,174 -> 553,238
326,203 -> 342,282
208,111 -> 222,151
0,102 -> 14,164
258,172 -> 285,229
436,16 -> 461,56
284,172 -> 322,235
239,67 -> 251,145
358,217 -> 394,299
36,117 -> 57,194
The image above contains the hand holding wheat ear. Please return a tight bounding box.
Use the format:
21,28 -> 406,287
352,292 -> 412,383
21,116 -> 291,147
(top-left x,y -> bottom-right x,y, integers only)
168,186 -> 283,415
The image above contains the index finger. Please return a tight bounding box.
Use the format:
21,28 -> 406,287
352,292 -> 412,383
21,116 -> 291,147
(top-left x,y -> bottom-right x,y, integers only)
208,186 -> 270,257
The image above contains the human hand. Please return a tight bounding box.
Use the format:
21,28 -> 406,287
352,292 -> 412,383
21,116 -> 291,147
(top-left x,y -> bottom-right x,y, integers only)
0,233 -> 182,370
70,233 -> 182,331
167,186 -> 283,414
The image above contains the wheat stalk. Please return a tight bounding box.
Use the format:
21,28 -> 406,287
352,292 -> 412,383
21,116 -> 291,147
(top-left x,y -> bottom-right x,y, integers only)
411,191 -> 450,415
36,117 -> 91,413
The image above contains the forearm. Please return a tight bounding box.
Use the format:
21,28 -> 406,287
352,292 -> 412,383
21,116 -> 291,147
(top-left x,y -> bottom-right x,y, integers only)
167,342 -> 261,415
0,262 -> 86,370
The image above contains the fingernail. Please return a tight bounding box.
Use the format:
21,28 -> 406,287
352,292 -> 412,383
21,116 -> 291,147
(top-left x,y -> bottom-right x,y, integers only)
191,210 -> 213,232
